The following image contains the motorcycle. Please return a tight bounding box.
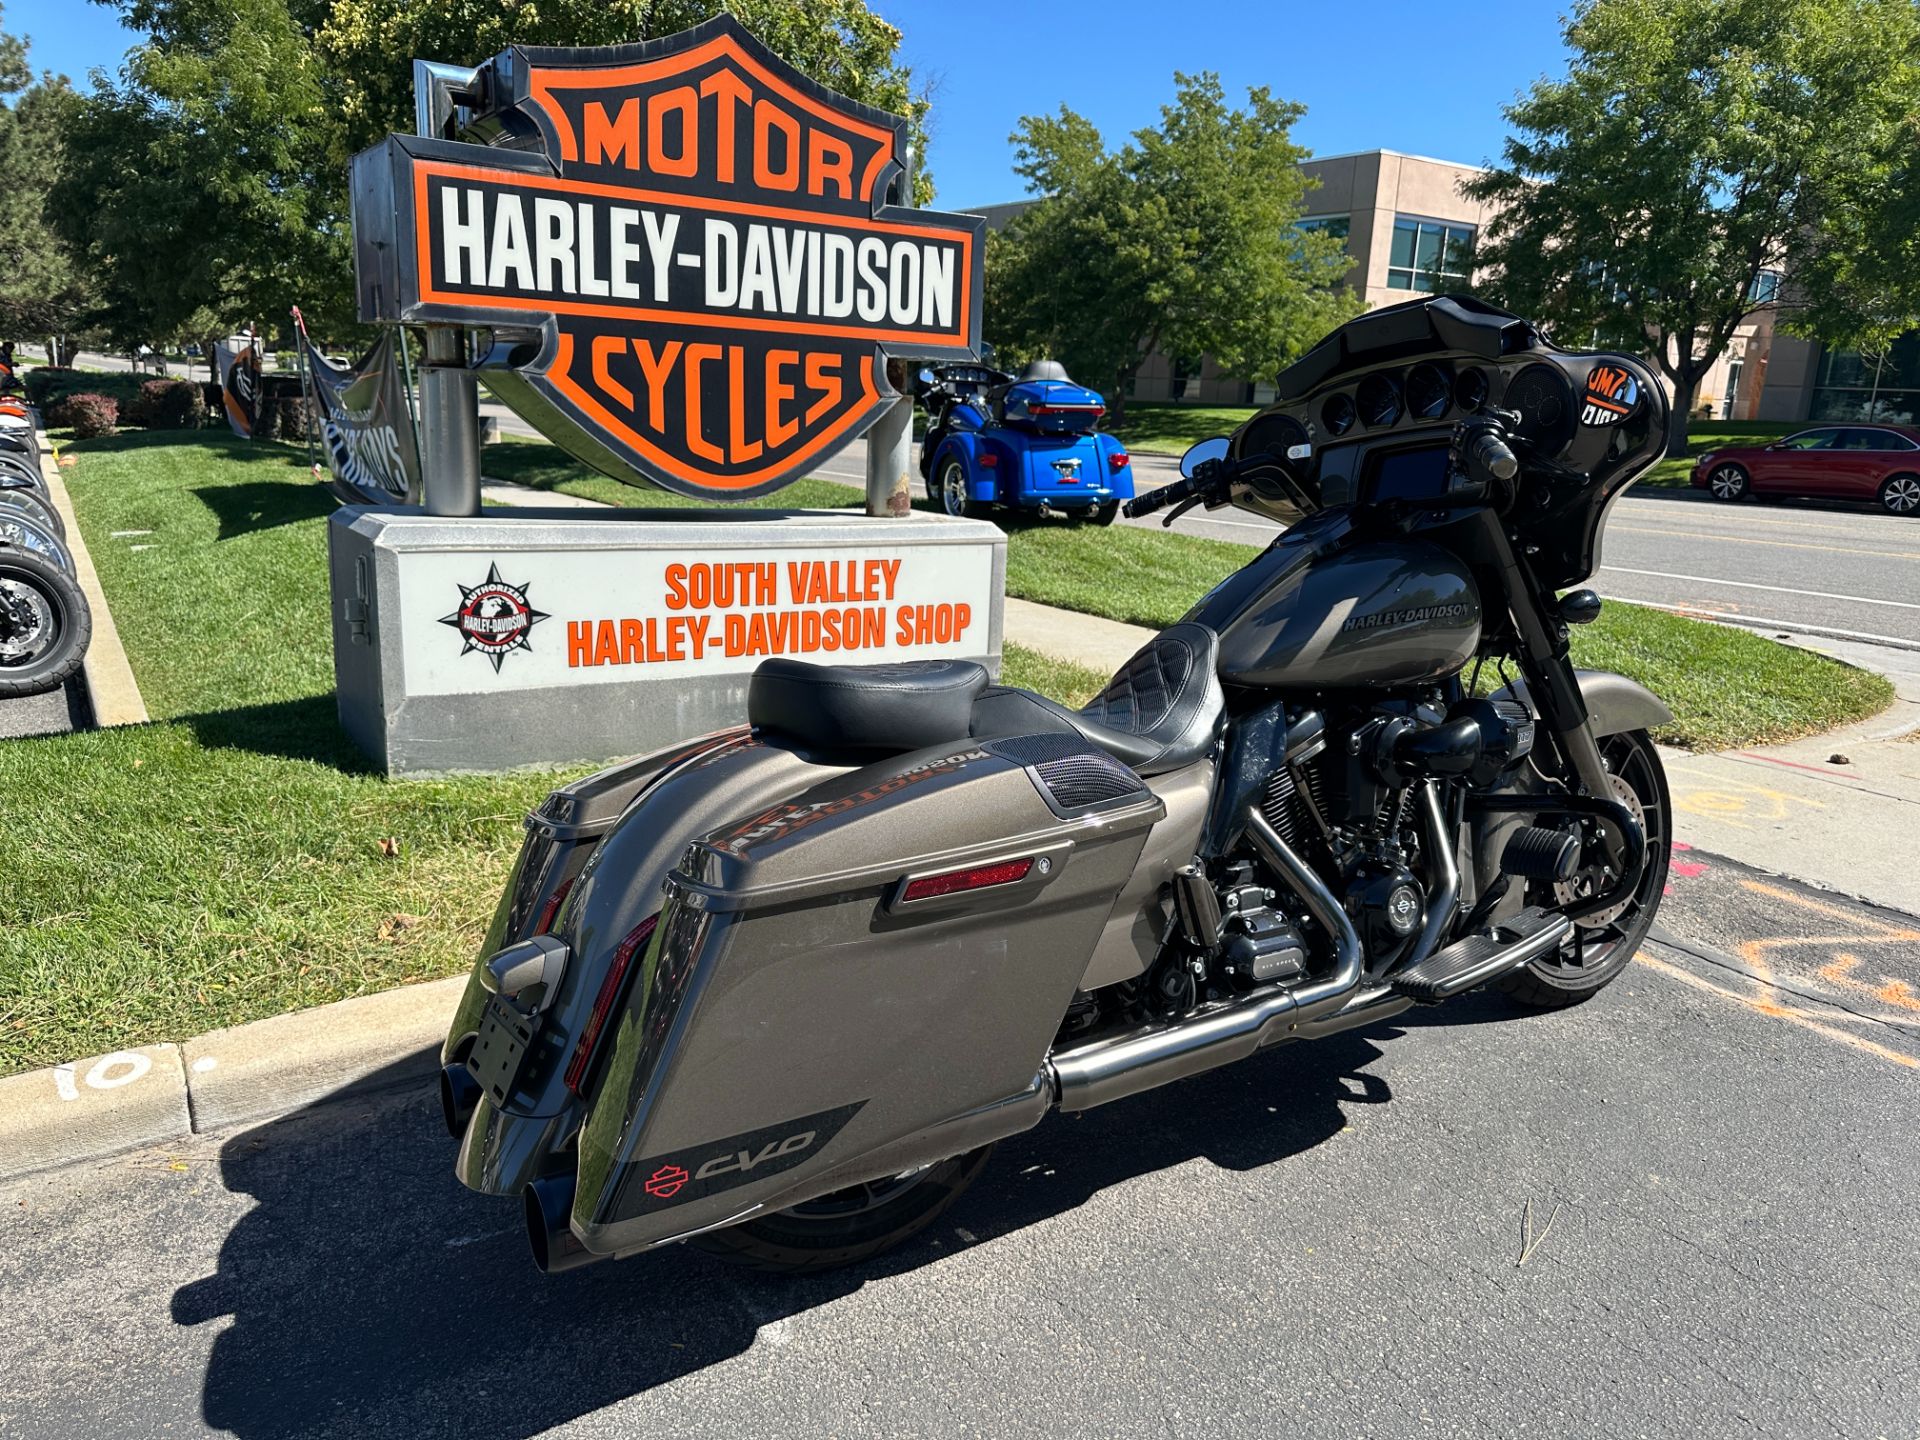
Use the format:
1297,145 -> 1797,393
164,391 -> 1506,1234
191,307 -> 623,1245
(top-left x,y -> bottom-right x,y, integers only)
918,359 -> 1135,524
0,412 -> 92,698
439,295 -> 1674,1274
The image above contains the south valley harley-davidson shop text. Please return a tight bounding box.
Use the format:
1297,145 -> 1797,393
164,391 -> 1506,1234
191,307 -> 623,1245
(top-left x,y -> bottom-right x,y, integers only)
406,546 -> 995,696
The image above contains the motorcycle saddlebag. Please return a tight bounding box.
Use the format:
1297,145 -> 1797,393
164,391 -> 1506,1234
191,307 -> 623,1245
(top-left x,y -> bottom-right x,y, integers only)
567,734 -> 1165,1258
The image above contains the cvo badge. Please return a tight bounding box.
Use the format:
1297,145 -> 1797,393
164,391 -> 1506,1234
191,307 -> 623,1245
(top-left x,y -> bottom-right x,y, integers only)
350,17 -> 984,499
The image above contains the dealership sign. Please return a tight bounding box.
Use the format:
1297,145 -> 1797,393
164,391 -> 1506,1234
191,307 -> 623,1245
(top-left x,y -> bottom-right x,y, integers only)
349,16 -> 984,499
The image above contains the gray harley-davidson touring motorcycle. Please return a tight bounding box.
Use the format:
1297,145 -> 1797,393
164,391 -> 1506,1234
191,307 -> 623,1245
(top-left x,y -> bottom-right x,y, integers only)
439,295 -> 1674,1274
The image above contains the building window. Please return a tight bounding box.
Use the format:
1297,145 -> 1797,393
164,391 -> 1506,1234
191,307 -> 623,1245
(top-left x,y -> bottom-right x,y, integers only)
1748,269 -> 1782,305
1388,216 -> 1474,292
1296,215 -> 1350,242
1810,330 -> 1920,424
1170,354 -> 1204,403
1723,360 -> 1743,419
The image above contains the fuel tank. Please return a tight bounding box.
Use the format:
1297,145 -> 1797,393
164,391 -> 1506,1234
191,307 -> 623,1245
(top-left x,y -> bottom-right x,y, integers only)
1189,511 -> 1482,690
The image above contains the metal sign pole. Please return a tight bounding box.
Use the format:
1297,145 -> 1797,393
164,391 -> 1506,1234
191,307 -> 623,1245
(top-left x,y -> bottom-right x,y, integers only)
414,61 -> 484,518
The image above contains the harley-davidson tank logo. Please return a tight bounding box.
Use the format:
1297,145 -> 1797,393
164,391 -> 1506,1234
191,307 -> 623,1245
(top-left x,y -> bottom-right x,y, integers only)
350,16 -> 983,499
614,1100 -> 868,1219
440,562 -> 550,670
1580,364 -> 1640,426
1340,601 -> 1477,634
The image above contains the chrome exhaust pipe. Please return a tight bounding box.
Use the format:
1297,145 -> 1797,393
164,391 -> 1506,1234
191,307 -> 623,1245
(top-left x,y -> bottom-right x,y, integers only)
524,1174 -> 605,1273
1048,806 -> 1364,1112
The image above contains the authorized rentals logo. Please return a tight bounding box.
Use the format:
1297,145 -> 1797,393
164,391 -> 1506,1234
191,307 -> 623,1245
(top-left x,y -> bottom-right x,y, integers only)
440,562 -> 550,671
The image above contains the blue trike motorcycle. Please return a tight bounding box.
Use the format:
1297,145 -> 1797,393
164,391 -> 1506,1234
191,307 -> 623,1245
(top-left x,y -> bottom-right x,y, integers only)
917,360 -> 1135,524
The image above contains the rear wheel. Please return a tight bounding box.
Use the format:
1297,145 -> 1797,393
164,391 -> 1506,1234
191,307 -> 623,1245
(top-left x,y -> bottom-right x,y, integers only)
1497,729 -> 1670,1008
1706,463 -> 1750,501
1089,500 -> 1121,525
935,455 -> 975,519
692,1146 -> 993,1274
1878,473 -> 1920,516
0,549 -> 91,699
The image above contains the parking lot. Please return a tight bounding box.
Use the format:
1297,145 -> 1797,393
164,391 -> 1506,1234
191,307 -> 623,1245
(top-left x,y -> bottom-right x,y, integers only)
3,849 -> 1915,1439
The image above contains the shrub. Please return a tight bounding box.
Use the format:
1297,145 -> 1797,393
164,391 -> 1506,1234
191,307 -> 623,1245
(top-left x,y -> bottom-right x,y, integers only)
49,392 -> 119,439
125,378 -> 208,430
25,367 -> 146,414
22,366 -> 78,406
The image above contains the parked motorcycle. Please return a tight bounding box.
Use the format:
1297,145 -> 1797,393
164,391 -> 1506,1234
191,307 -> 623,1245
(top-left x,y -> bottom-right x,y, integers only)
440,295 -> 1673,1275
0,417 -> 92,698
918,359 -> 1135,523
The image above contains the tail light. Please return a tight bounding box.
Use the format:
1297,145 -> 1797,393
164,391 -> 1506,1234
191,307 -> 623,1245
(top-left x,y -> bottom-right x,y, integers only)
978,452 -> 998,468
1028,403 -> 1105,419
900,858 -> 1033,902
563,913 -> 658,1095
1108,451 -> 1130,471
532,877 -> 575,936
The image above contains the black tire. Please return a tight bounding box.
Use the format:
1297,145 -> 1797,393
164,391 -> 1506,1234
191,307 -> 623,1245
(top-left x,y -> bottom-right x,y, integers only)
691,1146 -> 993,1274
1878,473 -> 1920,517
0,489 -> 64,540
0,548 -> 92,698
1704,462 -> 1749,502
0,456 -> 46,489
1496,729 -> 1671,1008
1089,500 -> 1121,525
934,455 -> 975,519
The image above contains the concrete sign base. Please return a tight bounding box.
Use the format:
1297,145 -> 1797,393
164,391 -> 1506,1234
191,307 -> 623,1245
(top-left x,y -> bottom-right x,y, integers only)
328,507 -> 1007,775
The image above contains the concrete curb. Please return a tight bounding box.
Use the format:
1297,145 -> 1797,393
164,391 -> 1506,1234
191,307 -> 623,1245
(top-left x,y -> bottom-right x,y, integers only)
0,977 -> 463,1185
36,427 -> 148,727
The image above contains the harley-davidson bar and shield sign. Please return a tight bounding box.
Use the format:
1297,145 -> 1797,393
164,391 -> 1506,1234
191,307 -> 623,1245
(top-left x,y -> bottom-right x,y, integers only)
350,16 -> 984,498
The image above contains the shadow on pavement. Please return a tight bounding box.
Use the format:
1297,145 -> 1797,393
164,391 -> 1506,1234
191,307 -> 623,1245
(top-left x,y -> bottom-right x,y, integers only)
172,1024 -> 1408,1438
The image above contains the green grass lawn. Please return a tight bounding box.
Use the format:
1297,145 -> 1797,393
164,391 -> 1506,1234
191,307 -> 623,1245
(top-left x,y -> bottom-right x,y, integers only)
0,430 -> 1090,1074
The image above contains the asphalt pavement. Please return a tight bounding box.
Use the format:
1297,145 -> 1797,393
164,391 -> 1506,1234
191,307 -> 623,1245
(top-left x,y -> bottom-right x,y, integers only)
4,848 -> 1916,1439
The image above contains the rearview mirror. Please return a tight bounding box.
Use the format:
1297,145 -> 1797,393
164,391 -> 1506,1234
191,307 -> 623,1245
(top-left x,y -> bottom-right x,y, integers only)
1181,436 -> 1231,479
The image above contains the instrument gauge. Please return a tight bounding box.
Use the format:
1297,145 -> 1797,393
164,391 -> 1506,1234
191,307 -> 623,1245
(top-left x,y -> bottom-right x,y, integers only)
1320,392 -> 1357,436
1453,367 -> 1491,413
1404,363 -> 1451,420
1356,372 -> 1403,428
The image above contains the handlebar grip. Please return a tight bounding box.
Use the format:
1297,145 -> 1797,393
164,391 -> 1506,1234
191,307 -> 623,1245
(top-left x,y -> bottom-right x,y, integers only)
1123,480 -> 1182,519
1469,431 -> 1519,483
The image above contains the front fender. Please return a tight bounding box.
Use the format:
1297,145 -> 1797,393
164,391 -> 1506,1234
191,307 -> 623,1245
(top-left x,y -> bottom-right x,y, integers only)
1495,668 -> 1674,737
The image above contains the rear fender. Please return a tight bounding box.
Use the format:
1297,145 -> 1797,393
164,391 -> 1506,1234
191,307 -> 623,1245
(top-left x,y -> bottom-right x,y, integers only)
452,735 -> 852,1195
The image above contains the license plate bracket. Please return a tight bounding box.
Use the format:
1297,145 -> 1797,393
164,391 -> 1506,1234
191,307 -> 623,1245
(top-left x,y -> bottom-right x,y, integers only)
467,995 -> 538,1106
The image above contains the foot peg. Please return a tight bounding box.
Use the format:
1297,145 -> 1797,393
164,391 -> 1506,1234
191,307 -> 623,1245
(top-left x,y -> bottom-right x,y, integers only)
1390,906 -> 1573,1002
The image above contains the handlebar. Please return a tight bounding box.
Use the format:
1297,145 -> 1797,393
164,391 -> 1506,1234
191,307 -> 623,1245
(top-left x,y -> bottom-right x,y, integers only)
1121,468 -> 1210,520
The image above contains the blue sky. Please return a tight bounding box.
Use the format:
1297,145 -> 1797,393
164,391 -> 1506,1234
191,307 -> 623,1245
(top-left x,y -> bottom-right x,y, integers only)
16,0 -> 1574,210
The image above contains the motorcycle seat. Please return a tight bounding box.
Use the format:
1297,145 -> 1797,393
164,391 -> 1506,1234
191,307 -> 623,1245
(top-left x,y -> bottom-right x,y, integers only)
969,623 -> 1223,776
748,624 -> 1223,778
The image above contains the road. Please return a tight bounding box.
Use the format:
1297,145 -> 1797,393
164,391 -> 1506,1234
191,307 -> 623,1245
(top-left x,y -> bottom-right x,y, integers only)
3,850 -> 1917,1439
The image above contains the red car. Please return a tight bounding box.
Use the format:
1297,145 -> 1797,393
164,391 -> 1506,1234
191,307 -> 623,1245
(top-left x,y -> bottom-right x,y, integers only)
1692,424 -> 1920,515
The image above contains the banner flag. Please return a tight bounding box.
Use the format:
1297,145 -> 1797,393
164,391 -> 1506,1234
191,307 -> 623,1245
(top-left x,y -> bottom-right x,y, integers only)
215,338 -> 261,439
299,327 -> 424,505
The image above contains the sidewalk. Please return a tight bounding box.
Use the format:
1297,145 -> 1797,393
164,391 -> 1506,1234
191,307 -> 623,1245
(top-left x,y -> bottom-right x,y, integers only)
1661,634 -> 1920,914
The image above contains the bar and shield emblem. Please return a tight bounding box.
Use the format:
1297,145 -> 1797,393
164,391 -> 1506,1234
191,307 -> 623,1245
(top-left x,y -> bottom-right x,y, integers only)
350,16 -> 983,499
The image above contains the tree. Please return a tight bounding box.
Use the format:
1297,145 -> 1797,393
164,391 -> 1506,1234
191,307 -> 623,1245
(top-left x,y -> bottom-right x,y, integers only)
1464,0 -> 1920,454
0,5 -> 92,351
53,0 -> 931,350
986,74 -> 1358,420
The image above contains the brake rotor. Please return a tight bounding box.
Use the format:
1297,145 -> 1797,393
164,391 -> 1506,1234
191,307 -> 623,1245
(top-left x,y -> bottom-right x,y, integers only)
1555,768 -> 1645,929
0,576 -> 54,664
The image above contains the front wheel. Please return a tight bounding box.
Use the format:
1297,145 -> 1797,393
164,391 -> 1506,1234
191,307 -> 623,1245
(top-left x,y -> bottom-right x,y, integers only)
691,1146 -> 993,1274
1878,474 -> 1920,516
1497,728 -> 1671,1008
1705,463 -> 1750,501
0,549 -> 92,699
